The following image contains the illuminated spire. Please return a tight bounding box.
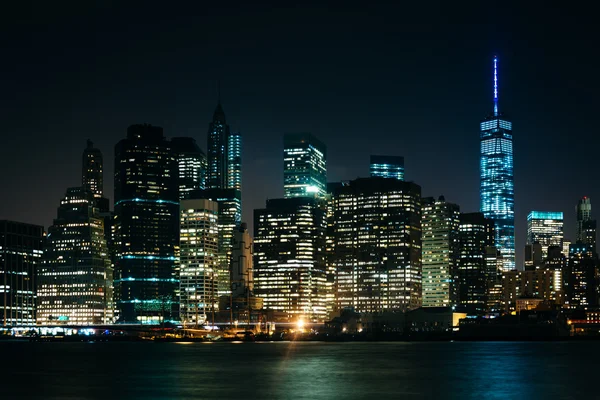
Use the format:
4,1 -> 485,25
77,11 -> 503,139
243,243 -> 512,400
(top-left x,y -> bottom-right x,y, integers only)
493,55 -> 498,116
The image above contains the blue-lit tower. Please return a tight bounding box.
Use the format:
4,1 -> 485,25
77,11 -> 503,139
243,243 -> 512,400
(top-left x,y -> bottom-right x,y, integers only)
480,56 -> 515,271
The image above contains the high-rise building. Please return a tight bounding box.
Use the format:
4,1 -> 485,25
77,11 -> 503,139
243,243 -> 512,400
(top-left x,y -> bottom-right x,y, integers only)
254,197 -> 328,322
456,213 -> 496,315
171,137 -> 207,199
566,243 -> 599,309
38,187 -> 114,325
179,198 -> 219,326
370,155 -> 404,181
480,56 -> 515,270
113,124 -> 179,324
230,223 -> 253,299
526,211 -> 564,259
576,197 -> 596,253
422,196 -> 460,308
0,221 -> 44,326
82,140 -> 109,212
283,133 -> 327,198
207,102 -> 241,192
190,188 -> 242,297
331,178 -> 422,313
525,242 -> 543,270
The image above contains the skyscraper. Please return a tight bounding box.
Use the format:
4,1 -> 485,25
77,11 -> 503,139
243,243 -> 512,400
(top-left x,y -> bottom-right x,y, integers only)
0,221 -> 44,326
82,140 -> 109,212
480,56 -> 515,271
370,155 -> 404,181
421,196 -> 460,308
179,198 -> 219,326
171,137 -> 207,199
38,187 -> 114,325
190,188 -> 242,297
526,211 -> 564,259
113,124 -> 179,324
566,243 -> 599,309
456,213 -> 496,315
254,197 -> 328,322
576,197 -> 596,253
283,133 -> 327,198
331,178 -> 422,313
207,102 -> 241,192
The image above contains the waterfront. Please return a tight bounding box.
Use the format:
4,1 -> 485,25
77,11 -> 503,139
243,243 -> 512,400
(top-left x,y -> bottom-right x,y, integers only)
1,341 -> 596,399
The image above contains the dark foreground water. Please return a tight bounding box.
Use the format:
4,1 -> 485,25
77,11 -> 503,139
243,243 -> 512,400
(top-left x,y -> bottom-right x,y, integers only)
1,341 -> 597,399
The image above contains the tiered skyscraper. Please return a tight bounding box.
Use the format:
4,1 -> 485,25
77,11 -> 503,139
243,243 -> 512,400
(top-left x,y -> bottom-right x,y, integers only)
113,124 -> 179,324
283,133 -> 327,198
576,197 -> 596,252
480,56 -> 515,270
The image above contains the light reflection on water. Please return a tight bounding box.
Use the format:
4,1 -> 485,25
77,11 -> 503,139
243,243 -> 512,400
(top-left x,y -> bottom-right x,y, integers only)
1,341 -> 595,399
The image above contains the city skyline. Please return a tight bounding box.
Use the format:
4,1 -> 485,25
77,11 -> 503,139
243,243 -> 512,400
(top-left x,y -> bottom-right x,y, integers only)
1,3 -> 598,270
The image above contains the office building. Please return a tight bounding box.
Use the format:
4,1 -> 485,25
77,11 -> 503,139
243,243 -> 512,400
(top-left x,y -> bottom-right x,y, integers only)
207,102 -> 242,192
370,155 -> 405,181
283,133 -> 327,198
331,178 -> 422,313
171,137 -> 207,199
0,221 -> 44,326
179,198 -> 219,326
421,196 -> 460,308
254,197 -> 328,322
526,211 -> 564,258
82,140 -> 109,212
480,56 -> 515,270
525,242 -> 543,270
576,197 -> 596,253
189,189 -> 242,297
566,243 -> 599,309
38,187 -> 114,325
113,124 -> 179,324
456,213 -> 496,315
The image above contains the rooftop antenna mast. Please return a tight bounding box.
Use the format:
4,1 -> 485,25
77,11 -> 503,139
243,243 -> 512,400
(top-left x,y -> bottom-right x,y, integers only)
493,55 -> 499,116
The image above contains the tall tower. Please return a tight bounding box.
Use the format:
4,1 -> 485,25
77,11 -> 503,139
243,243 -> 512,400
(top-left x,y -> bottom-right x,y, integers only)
283,133 -> 327,198
576,197 -> 596,252
480,56 -> 515,270
113,124 -> 179,324
207,103 -> 229,190
171,137 -> 207,199
526,211 -> 564,258
82,139 -> 103,199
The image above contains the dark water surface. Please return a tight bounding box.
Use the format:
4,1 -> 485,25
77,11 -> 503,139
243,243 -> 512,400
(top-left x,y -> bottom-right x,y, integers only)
1,341 -> 596,399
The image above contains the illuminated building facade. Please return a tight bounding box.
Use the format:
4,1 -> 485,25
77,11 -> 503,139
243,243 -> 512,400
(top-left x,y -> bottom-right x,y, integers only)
480,56 -> 515,270
114,124 -> 179,324
207,102 -> 242,192
0,221 -> 44,326
254,197 -> 328,322
179,199 -> 219,325
576,197 -> 597,253
526,211 -> 564,259
283,133 -> 327,198
38,187 -> 114,325
370,155 -> 404,181
82,140 -> 109,212
456,212 -> 496,315
190,189 -> 242,297
566,243 -> 599,309
422,196 -> 460,308
331,178 -> 422,313
171,137 -> 207,199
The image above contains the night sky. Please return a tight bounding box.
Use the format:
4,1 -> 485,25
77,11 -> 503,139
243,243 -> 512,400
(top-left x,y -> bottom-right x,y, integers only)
1,2 -> 598,267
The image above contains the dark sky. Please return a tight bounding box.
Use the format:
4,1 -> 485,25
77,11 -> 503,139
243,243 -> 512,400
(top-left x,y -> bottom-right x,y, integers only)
1,1 -> 598,267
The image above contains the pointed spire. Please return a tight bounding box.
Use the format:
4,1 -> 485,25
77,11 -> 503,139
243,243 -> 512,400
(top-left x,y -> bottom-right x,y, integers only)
493,55 -> 499,116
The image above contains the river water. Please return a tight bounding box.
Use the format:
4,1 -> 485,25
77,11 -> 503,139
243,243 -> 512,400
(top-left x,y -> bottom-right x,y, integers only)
1,341 -> 595,399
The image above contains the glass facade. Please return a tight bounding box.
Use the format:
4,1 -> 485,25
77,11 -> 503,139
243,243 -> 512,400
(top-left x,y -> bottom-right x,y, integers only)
207,103 -> 242,192
227,132 -> 242,191
576,197 -> 596,253
179,199 -> 219,326
113,124 -> 180,324
38,187 -> 114,325
171,137 -> 207,199
331,178 -> 422,313
82,139 -> 104,199
526,211 -> 564,259
283,133 -> 327,198
370,155 -> 404,181
254,197 -> 328,322
0,221 -> 44,326
480,57 -> 515,270
422,197 -> 460,308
